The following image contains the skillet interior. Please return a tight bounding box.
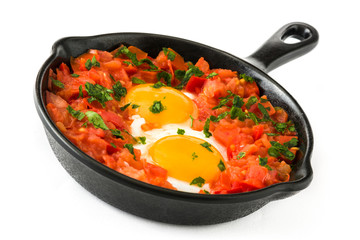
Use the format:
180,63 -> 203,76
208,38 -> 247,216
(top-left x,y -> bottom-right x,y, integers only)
35,30 -> 314,224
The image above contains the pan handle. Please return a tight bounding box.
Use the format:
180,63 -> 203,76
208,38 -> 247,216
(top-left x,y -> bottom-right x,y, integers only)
245,22 -> 319,73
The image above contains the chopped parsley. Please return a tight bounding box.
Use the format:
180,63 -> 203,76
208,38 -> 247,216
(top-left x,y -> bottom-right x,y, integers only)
85,56 -> 100,70
203,118 -> 212,138
110,143 -> 117,148
266,133 -> 280,136
258,156 -> 272,170
85,82 -> 113,108
283,138 -> 298,148
212,91 -> 234,110
85,111 -> 109,130
175,64 -> 204,89
233,95 -> 244,108
177,128 -> 185,135
131,77 -> 146,84
210,112 -> 228,122
51,78 -> 64,89
110,129 -> 124,140
124,143 -> 136,160
78,85 -> 83,98
157,71 -> 172,86
132,104 -> 140,109
206,72 -> 218,79
229,106 -> 246,121
152,81 -> 166,89
138,58 -> 158,71
138,136 -> 146,144
71,73 -> 80,78
217,160 -> 226,172
120,103 -> 131,111
114,46 -> 158,70
257,103 -> 271,121
275,122 -> 288,133
174,69 -> 186,80
237,152 -> 246,159
200,142 -> 213,152
66,105 -> 85,121
114,46 -> 138,63
192,152 -> 198,161
269,141 -> 296,160
112,81 -> 127,101
245,96 -> 258,109
163,47 -> 176,61
239,73 -> 255,83
190,115 -> 194,127
247,112 -> 260,125
149,100 -> 166,114
190,177 -> 205,187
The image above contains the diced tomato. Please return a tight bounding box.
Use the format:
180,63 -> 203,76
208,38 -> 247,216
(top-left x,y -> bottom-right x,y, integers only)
195,57 -> 210,73
185,76 -> 207,93
252,124 -> 264,140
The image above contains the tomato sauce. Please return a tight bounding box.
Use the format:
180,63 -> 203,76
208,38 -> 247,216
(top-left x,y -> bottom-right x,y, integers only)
46,45 -> 298,194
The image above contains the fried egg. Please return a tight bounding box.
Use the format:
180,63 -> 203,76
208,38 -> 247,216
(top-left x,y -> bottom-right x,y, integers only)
124,84 -> 197,125
125,84 -> 227,193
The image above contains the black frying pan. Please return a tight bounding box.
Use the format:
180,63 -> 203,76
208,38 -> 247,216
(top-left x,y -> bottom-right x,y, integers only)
34,22 -> 318,225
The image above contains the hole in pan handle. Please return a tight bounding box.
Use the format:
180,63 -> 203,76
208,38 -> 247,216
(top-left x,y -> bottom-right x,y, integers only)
245,22 -> 319,73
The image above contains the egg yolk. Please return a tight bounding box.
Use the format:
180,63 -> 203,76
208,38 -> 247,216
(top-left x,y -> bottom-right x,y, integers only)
149,135 -> 223,183
124,84 -> 197,125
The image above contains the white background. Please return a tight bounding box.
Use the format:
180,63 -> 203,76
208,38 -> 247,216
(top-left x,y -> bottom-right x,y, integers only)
1,0 -> 358,239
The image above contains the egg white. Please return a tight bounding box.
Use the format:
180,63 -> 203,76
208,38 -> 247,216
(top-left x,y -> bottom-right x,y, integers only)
129,115 -> 227,193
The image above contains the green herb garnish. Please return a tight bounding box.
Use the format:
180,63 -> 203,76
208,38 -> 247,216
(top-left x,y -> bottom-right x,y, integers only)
283,138 -> 298,148
239,73 -> 255,83
258,156 -> 272,170
132,104 -> 140,109
66,105 -> 85,121
192,152 -> 198,161
149,100 -> 166,114
237,152 -> 246,159
71,73 -> 80,78
177,128 -> 185,135
275,122 -> 288,133
120,103 -> 131,111
110,129 -> 124,140
138,136 -> 146,144
190,177 -> 205,187
51,78 -> 64,89
124,143 -> 136,160
176,64 -> 204,89
163,47 -> 176,61
85,111 -> 109,130
78,85 -> 83,98
157,71 -> 172,86
217,160 -> 226,172
131,77 -> 146,84
112,81 -> 127,101
200,142 -> 213,152
269,141 -> 295,160
174,69 -> 186,80
85,56 -> 100,70
152,81 -> 166,89
110,143 -> 117,148
203,118 -> 212,138
245,96 -> 258,109
206,72 -> 218,79
209,112 -> 229,122
85,82 -> 113,108
190,115 -> 194,127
